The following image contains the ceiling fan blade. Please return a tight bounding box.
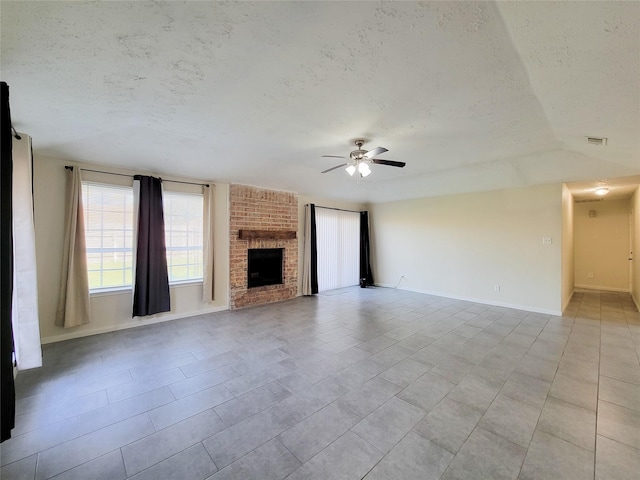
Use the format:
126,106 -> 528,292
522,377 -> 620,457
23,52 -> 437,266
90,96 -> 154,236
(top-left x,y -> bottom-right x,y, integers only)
321,155 -> 347,159
321,163 -> 348,173
372,159 -> 406,168
364,147 -> 388,158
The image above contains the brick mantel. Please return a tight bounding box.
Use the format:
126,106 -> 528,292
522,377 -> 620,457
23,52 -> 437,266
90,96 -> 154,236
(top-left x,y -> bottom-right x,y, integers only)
229,185 -> 298,309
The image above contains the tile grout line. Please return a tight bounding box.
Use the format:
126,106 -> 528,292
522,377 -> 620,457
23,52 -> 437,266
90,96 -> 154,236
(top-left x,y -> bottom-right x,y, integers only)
345,428 -> 387,480
276,437 -> 304,478
200,439 -> 220,476
434,311 -> 537,478
512,312 -> 561,480
545,292 -> 603,475
593,293 -> 603,480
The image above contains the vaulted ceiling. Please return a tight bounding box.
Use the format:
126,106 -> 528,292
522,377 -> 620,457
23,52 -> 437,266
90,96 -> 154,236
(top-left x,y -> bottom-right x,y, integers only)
2,1 -> 639,203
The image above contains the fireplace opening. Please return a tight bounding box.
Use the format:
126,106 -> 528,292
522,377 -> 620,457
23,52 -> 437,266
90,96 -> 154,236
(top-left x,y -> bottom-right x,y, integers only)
247,248 -> 283,288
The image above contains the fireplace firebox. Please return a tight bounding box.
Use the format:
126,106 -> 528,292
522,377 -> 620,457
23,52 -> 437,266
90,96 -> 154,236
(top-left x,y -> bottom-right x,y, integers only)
247,248 -> 283,288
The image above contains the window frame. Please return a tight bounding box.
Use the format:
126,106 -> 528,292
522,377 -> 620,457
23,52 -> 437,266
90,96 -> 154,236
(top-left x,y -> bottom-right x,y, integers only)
81,179 -> 206,294
82,181 -> 135,294
162,190 -> 205,285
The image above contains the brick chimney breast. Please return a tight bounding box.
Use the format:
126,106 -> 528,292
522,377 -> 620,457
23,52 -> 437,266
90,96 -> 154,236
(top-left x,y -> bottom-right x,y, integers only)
229,184 -> 298,309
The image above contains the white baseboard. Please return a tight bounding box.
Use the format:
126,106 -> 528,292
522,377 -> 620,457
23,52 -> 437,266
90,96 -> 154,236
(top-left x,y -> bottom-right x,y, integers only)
562,288 -> 575,314
631,293 -> 640,312
574,284 -> 630,293
41,305 -> 229,344
375,283 -> 562,316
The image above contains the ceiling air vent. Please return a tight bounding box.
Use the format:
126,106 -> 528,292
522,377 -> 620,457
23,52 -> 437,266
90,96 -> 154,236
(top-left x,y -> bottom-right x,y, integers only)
575,198 -> 604,203
586,136 -> 607,146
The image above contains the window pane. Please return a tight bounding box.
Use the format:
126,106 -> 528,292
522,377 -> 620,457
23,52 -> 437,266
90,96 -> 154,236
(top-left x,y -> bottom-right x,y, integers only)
82,182 -> 134,291
163,192 -> 204,283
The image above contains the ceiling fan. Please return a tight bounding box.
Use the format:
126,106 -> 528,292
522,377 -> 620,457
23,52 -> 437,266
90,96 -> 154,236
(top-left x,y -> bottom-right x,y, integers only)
321,140 -> 406,177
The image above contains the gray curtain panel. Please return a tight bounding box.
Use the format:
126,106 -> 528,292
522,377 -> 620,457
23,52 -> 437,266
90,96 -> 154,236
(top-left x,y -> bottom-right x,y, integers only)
132,175 -> 170,317
1,81 -> 15,442
359,211 -> 374,287
301,203 -> 318,295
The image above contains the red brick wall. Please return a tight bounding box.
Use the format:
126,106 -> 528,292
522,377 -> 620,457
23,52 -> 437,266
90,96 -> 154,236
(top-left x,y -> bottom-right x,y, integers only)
229,184 -> 298,309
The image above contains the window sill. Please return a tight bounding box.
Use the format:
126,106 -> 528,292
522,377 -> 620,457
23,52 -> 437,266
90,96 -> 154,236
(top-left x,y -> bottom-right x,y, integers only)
169,280 -> 204,288
90,287 -> 131,297
89,280 -> 203,296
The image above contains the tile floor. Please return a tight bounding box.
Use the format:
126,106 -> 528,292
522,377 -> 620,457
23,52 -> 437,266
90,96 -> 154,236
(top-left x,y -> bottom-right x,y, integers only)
1,287 -> 639,480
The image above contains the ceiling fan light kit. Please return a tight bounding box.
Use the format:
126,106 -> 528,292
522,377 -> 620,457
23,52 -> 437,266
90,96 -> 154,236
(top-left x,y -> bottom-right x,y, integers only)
321,139 -> 406,179
357,163 -> 371,177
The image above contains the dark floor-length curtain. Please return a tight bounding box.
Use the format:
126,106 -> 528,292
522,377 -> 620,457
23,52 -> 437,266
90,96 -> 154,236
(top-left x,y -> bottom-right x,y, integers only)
302,203 -> 318,295
359,211 -> 374,287
132,175 -> 171,316
1,82 -> 16,442
309,204 -> 318,294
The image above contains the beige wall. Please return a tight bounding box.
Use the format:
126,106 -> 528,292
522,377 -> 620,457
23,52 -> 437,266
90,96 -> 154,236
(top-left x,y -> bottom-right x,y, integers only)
369,184 -> 563,315
561,184 -> 575,311
574,199 -> 630,292
34,156 -> 230,343
629,188 -> 639,307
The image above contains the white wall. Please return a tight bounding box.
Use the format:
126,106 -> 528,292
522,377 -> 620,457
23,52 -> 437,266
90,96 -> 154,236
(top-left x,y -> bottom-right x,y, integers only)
631,188 -> 640,308
34,156 -> 230,343
574,199 -> 630,292
369,184 -> 563,315
561,184 -> 575,311
297,195 -> 367,295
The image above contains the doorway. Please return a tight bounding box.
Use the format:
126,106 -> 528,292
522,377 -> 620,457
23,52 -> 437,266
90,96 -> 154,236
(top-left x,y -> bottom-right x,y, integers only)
573,199 -> 631,292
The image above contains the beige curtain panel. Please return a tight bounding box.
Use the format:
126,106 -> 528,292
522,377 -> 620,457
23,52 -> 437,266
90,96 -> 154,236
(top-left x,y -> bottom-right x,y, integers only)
11,133 -> 42,369
202,184 -> 215,302
56,167 -> 91,328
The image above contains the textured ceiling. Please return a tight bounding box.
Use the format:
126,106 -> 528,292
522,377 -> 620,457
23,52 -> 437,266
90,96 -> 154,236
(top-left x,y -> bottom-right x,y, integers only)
1,1 -> 639,203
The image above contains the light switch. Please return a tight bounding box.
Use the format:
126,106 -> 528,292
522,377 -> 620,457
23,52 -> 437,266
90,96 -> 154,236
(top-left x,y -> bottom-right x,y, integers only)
542,237 -> 552,245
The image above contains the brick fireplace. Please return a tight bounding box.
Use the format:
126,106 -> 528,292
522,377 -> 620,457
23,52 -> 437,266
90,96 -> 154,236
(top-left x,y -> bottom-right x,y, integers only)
229,184 -> 298,309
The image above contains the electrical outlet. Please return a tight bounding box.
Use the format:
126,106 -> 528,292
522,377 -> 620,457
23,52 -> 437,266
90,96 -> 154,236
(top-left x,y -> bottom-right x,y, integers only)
588,272 -> 594,279
494,285 -> 501,292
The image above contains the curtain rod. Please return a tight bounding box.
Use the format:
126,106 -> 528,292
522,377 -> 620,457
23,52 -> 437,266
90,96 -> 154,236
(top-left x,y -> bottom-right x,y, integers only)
65,166 -> 209,187
308,204 -> 362,214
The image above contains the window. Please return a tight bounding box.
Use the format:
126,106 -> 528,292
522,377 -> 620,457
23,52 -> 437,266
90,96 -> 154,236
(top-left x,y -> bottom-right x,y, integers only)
82,183 -> 204,292
163,191 -> 204,283
82,182 -> 134,291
